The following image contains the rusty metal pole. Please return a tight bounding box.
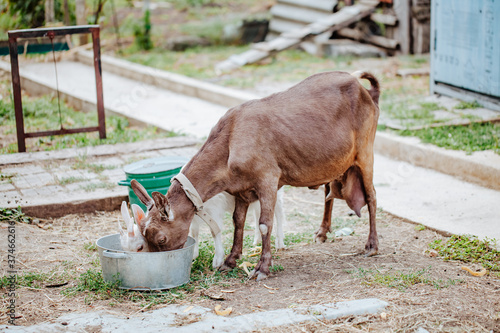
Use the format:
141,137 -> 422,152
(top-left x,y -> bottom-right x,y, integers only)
92,27 -> 106,139
8,35 -> 26,153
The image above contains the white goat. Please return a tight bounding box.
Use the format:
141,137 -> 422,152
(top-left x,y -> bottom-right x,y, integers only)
118,189 -> 286,269
118,201 -> 149,252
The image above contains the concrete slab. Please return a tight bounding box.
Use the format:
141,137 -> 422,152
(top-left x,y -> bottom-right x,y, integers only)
16,61 -> 228,138
2,298 -> 388,332
374,153 -> 500,240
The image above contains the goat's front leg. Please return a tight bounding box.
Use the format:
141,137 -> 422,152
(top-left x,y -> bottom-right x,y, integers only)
189,218 -> 201,260
220,197 -> 248,271
314,183 -> 333,243
212,232 -> 225,269
250,189 -> 277,281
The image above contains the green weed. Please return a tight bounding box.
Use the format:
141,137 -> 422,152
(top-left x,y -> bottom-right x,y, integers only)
350,266 -> 463,291
53,176 -> 87,186
0,92 -> 179,154
83,242 -> 98,252
414,224 -> 426,231
399,122 -> 500,155
270,264 -> 284,273
80,182 -> 116,192
284,232 -> 312,246
429,235 -> 500,271
455,100 -> 482,110
0,173 -> 15,183
0,207 -> 32,224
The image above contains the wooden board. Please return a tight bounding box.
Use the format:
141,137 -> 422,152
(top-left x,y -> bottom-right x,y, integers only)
215,1 -> 379,73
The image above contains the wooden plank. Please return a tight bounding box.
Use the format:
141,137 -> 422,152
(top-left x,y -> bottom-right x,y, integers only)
393,0 -> 410,54
215,1 -> 379,73
337,28 -> 399,49
370,13 -> 398,25
270,4 -> 335,24
269,17 -> 316,35
278,0 -> 337,12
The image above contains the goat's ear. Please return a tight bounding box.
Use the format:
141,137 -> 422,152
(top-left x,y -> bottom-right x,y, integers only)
131,180 -> 154,209
151,192 -> 170,219
131,204 -> 146,227
118,218 -> 126,237
151,191 -> 165,207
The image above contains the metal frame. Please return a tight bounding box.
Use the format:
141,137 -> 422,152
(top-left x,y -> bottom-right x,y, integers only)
8,25 -> 106,153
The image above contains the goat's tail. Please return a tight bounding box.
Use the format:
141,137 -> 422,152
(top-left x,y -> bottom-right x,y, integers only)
352,71 -> 380,105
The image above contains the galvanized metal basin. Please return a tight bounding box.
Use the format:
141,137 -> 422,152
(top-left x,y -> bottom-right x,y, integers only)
96,234 -> 195,290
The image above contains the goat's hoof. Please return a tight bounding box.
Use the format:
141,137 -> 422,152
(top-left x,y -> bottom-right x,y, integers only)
275,242 -> 286,250
219,263 -> 234,272
364,248 -> 378,257
314,234 -> 328,243
314,228 -> 329,243
249,269 -> 269,281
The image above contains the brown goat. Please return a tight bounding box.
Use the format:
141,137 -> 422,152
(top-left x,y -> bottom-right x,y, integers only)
131,71 -> 380,281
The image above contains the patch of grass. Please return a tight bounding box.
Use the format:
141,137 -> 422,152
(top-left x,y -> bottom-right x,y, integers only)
0,207 -> 32,224
0,173 -> 15,183
455,100 -> 482,110
350,266 -> 463,291
414,224 -> 426,231
270,264 -> 284,273
419,102 -> 442,112
1,264 -> 74,289
399,122 -> 500,155
71,155 -> 115,174
53,176 -> 87,186
80,182 -> 116,192
0,93 -> 179,154
284,231 -> 312,246
429,234 -> 500,271
83,242 -> 98,252
64,268 -> 122,301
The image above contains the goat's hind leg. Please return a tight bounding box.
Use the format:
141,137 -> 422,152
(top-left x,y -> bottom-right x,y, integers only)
314,183 -> 336,243
220,197 -> 248,271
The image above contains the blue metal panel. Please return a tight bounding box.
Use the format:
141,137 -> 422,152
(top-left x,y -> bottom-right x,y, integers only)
431,0 -> 500,98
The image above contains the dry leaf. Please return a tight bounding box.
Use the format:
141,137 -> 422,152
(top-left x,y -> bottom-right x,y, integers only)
238,262 -> 256,276
214,304 -> 232,316
221,290 -> 236,293
461,266 -> 488,277
202,290 -> 224,300
183,305 -> 194,313
248,246 -> 262,257
263,284 -> 278,290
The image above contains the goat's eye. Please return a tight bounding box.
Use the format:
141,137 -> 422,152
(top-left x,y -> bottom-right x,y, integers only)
158,236 -> 167,244
137,245 -> 143,252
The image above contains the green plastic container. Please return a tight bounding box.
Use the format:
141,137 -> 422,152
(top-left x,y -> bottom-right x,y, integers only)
118,156 -> 189,211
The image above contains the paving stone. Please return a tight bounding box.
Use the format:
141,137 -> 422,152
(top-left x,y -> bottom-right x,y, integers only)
23,173 -> 54,187
0,182 -> 16,192
97,156 -> 125,167
36,185 -> 67,197
1,190 -> 22,206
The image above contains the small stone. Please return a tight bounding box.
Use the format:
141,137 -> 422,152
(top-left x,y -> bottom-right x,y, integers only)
429,250 -> 438,257
61,322 -> 68,326
380,312 -> 387,320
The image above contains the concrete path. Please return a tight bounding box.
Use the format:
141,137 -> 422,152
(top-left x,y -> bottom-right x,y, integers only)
2,298 -> 388,332
374,154 -> 500,239
20,61 -> 228,138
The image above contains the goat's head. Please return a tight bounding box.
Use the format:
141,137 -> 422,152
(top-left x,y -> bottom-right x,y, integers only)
130,179 -> 193,252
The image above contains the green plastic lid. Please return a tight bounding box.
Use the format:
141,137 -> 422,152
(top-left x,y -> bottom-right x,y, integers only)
123,156 -> 189,175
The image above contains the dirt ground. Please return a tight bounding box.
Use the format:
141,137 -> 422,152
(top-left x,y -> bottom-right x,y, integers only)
1,186 -> 499,332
